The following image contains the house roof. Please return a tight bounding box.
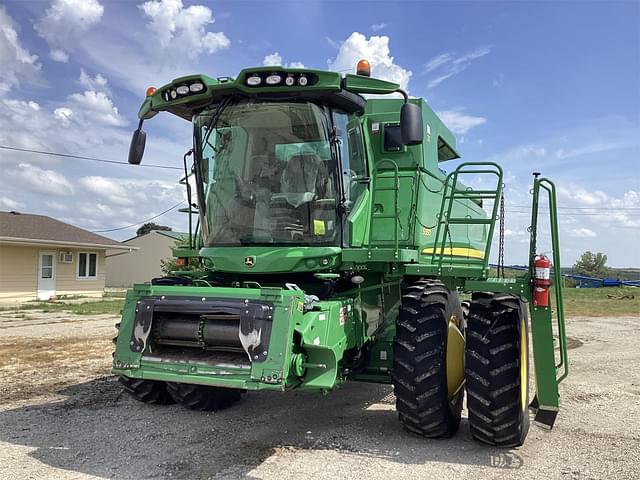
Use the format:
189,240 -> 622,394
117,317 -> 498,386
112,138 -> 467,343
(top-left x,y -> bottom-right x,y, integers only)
155,230 -> 188,241
123,230 -> 188,243
0,211 -> 131,250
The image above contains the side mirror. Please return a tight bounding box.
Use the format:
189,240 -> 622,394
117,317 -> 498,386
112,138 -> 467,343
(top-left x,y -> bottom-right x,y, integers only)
400,102 -> 424,146
128,129 -> 146,165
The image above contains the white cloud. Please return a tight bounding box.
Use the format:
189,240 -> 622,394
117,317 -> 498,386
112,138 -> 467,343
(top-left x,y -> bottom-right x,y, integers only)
35,0 -> 104,62
263,52 -> 305,68
49,48 -> 69,63
569,227 -> 597,238
437,110 -> 487,134
78,176 -> 134,206
79,69 -> 109,94
67,90 -> 126,127
78,176 -> 182,208
263,52 -> 282,66
0,196 -> 24,210
7,163 -> 74,196
0,7 -> 42,94
371,23 -> 388,32
140,0 -> 230,59
45,200 -> 68,211
0,75 -> 130,169
557,184 -> 609,207
328,32 -> 411,91
425,46 -> 491,88
53,106 -> 73,126
424,53 -> 452,73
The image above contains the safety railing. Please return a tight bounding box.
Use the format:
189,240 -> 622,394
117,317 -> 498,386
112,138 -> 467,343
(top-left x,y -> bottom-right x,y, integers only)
529,175 -> 568,383
430,162 -> 504,272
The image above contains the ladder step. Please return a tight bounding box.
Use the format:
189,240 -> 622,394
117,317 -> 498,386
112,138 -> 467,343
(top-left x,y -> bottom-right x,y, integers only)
442,218 -> 493,225
449,189 -> 499,196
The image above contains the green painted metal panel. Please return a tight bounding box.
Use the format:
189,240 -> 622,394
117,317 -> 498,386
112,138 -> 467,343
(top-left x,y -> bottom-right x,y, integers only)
121,66 -> 569,429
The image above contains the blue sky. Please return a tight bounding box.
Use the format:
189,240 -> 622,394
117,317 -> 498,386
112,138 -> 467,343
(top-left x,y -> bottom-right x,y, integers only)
0,0 -> 638,267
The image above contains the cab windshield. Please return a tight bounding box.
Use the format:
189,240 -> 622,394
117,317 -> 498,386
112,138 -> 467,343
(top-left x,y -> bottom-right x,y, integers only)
195,100 -> 341,246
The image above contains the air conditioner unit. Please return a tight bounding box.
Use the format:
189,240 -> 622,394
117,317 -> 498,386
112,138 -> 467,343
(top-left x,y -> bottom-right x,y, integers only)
60,251 -> 73,263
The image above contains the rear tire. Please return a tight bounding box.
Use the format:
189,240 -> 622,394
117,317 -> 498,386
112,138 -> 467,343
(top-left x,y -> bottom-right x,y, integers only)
119,376 -> 175,405
393,279 -> 465,438
465,292 -> 530,447
166,382 -> 243,411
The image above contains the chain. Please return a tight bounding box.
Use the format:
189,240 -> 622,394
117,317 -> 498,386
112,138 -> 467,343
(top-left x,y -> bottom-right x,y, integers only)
499,192 -> 505,278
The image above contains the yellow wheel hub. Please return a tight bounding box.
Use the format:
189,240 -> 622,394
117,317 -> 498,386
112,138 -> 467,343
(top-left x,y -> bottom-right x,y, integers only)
446,314 -> 465,398
520,317 -> 528,409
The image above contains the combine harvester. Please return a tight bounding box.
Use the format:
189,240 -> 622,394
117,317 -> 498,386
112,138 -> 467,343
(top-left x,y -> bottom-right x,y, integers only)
113,60 -> 568,447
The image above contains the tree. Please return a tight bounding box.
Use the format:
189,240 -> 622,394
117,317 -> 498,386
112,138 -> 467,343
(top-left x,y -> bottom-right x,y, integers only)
160,239 -> 198,275
573,251 -> 610,278
136,222 -> 172,237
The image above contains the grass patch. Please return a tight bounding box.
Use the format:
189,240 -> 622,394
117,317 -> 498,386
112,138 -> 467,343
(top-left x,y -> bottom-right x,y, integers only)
558,287 -> 639,317
103,290 -> 127,299
14,299 -> 124,316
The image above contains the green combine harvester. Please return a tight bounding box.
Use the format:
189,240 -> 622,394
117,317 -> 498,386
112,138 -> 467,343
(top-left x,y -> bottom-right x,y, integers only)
113,60 -> 568,447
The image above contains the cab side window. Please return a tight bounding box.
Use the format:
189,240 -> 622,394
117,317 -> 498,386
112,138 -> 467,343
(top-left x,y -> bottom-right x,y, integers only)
333,112 -> 368,203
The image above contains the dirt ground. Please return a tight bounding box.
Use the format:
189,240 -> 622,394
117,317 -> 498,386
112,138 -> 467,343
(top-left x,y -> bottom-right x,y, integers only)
0,308 -> 639,479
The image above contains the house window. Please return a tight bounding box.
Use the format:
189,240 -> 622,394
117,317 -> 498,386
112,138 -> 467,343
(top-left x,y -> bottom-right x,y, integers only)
78,252 -> 98,279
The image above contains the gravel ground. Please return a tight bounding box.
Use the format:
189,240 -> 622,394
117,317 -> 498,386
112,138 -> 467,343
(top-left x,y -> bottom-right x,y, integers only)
0,310 -> 639,479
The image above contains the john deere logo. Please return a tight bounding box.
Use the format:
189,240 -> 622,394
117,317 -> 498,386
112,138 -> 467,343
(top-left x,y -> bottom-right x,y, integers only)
244,256 -> 256,267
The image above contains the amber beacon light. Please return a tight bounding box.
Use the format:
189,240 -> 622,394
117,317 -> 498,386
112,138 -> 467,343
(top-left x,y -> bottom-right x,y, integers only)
356,59 -> 371,76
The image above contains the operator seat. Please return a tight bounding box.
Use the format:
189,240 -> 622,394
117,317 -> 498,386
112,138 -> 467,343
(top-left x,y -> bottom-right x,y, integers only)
272,153 -> 335,240
280,153 -> 332,201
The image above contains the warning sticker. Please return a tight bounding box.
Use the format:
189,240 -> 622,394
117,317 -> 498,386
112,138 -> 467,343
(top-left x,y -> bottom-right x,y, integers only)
339,307 -> 347,326
313,219 -> 326,235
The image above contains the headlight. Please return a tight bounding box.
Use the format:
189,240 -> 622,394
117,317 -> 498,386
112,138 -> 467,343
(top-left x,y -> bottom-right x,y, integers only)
189,82 -> 204,92
266,74 -> 281,85
285,76 -> 295,86
298,75 -> 308,86
247,76 -> 262,86
170,89 -> 177,99
176,85 -> 189,95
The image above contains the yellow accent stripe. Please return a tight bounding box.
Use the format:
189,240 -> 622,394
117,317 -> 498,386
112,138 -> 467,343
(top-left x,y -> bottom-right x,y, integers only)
421,247 -> 486,259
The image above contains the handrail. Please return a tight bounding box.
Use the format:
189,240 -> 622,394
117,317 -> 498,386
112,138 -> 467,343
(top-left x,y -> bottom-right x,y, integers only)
431,162 -> 503,272
534,177 -> 568,382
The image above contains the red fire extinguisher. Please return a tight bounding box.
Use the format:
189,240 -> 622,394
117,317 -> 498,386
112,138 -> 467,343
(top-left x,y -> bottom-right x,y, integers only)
533,255 -> 552,307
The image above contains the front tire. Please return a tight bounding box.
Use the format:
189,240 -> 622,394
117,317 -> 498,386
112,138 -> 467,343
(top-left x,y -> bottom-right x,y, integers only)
119,376 -> 175,405
166,382 -> 243,411
393,279 -> 465,438
465,292 -> 530,447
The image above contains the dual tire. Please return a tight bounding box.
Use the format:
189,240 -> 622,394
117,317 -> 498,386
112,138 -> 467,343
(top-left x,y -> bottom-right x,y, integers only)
392,279 -> 530,447
392,279 -> 465,438
119,377 -> 243,411
465,292 -> 530,447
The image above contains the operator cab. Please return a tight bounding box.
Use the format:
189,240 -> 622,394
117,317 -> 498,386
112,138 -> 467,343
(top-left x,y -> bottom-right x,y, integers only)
194,99 -> 368,247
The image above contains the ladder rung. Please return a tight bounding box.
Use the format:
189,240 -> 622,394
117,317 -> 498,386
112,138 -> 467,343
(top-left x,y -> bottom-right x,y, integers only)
443,218 -> 493,225
444,194 -> 497,200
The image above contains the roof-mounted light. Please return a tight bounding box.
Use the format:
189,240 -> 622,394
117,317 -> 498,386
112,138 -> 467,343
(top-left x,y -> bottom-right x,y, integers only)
247,75 -> 262,86
266,74 -> 282,85
189,82 -> 204,92
146,86 -> 157,97
356,59 -> 371,77
298,75 -> 308,86
176,85 -> 189,95
285,75 -> 295,86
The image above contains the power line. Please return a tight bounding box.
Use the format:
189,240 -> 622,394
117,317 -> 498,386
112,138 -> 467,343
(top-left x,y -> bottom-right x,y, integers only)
92,200 -> 186,233
509,204 -> 640,211
0,145 -> 183,171
505,210 -> 640,217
